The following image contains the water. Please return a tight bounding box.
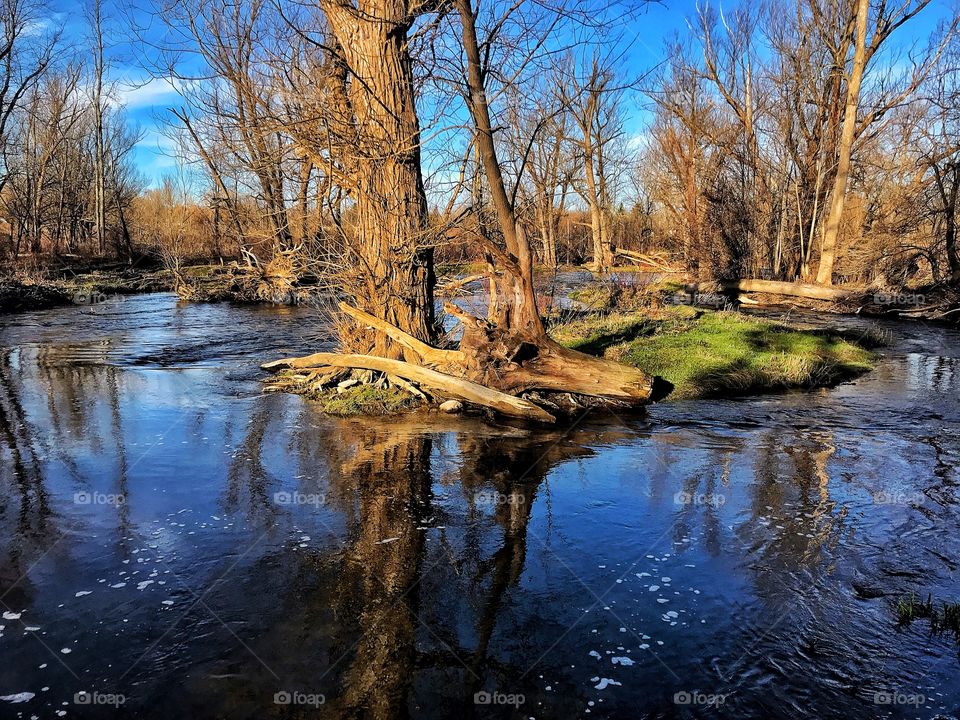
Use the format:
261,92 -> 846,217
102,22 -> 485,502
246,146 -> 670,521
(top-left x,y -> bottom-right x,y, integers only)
1,293 -> 958,719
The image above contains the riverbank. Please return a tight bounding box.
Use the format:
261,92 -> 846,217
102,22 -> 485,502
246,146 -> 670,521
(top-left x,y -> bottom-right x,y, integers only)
551,306 -> 880,400
0,260 -> 176,313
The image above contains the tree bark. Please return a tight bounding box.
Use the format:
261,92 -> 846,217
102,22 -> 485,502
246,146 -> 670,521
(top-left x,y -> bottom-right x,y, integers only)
815,0 -> 869,285
455,0 -> 542,335
945,168 -> 960,285
320,0 -> 436,355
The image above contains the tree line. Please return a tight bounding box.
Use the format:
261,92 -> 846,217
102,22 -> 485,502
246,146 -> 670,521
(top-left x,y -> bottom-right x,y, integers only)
1,0 -> 958,295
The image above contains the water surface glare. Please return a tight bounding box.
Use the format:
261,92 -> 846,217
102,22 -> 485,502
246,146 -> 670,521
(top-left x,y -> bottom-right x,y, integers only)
1,293 -> 959,719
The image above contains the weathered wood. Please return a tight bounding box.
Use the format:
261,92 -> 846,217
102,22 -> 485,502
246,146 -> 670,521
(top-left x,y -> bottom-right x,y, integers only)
386,374 -> 429,400
263,352 -> 556,423
444,303 -> 659,403
720,279 -> 857,302
339,302 -> 464,368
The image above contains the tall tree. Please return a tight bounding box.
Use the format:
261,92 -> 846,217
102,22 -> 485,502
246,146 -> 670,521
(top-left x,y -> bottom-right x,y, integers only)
815,0 -> 941,284
313,0 -> 436,354
87,0 -> 108,255
0,0 -> 57,195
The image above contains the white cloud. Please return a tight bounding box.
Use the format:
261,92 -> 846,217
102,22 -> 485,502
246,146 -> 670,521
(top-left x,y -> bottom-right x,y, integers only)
115,77 -> 184,109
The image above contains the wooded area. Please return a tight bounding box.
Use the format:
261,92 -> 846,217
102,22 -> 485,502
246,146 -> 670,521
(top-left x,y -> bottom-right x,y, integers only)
2,0 -> 959,416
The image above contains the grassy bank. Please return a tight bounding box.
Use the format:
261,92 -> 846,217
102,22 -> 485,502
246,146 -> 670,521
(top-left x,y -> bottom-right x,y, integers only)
551,306 -> 879,400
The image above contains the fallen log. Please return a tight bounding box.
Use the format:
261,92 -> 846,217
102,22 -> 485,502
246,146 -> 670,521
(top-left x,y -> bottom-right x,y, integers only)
442,302 -> 664,403
337,302 -> 464,368
719,279 -> 858,302
262,352 -> 556,423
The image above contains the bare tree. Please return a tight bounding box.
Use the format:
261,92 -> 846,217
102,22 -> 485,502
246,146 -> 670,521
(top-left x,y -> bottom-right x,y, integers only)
0,0 -> 57,196
814,0 -> 947,284
561,56 -> 629,271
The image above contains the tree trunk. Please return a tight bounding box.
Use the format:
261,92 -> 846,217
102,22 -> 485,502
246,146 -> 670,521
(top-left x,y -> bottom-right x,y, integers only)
945,168 -> 960,285
815,0 -> 868,285
455,0 -> 542,335
91,0 -> 107,257
320,0 -> 435,356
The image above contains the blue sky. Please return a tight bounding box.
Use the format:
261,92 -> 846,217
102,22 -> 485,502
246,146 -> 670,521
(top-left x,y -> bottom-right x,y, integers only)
46,0 -> 954,189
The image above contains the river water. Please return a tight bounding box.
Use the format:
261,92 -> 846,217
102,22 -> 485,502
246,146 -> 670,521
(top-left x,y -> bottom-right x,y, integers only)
0,293 -> 958,719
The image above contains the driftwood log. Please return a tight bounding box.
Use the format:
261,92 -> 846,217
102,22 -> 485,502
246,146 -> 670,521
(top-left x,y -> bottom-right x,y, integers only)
719,279 -> 857,301
262,352 -> 556,423
613,248 -> 678,272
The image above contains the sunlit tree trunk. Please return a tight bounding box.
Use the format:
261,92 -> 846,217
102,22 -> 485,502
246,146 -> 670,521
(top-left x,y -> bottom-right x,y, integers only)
816,0 -> 868,285
89,0 -> 107,256
320,0 -> 436,354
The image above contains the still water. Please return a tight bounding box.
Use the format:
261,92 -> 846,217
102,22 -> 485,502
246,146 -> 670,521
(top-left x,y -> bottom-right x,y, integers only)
1,293 -> 958,719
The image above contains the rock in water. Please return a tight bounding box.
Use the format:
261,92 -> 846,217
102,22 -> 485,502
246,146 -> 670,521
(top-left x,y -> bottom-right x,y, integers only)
439,400 -> 464,414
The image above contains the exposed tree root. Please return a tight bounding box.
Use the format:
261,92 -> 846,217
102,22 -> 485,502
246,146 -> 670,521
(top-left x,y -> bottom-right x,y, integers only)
263,301 -> 670,423
262,352 -> 556,422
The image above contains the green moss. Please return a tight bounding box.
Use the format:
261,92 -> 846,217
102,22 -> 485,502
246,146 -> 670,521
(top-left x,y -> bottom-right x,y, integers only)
551,309 -> 877,400
319,385 -> 422,416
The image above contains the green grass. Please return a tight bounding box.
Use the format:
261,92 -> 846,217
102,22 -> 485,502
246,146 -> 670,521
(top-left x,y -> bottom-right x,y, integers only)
896,593 -> 935,624
895,593 -> 960,640
939,602 -> 960,637
318,384 -> 422,416
568,285 -> 617,310
551,308 -> 878,400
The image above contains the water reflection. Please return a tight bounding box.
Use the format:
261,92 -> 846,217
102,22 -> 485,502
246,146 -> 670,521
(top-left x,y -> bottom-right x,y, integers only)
0,350 -> 55,610
1,296 -> 959,719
